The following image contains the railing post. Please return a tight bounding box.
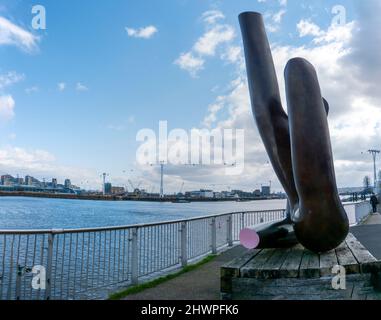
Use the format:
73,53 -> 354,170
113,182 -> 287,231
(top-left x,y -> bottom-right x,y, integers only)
15,265 -> 22,300
180,222 -> 188,267
354,203 -> 359,224
211,218 -> 217,254
240,212 -> 245,230
227,215 -> 233,247
131,227 -> 139,285
45,233 -> 54,300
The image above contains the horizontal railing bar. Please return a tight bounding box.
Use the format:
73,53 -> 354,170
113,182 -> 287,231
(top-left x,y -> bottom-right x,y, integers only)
0,209 -> 286,235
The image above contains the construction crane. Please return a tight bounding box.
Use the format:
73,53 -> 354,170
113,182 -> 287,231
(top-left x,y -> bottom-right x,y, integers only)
179,182 -> 185,195
150,161 -> 165,198
368,150 -> 380,190
128,179 -> 135,190
122,169 -> 135,193
147,161 -> 236,199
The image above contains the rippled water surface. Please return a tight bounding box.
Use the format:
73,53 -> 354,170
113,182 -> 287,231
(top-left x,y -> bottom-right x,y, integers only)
0,197 -> 287,229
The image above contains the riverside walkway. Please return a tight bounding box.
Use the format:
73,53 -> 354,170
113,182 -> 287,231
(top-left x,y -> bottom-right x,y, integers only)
124,212 -> 381,300
124,246 -> 247,300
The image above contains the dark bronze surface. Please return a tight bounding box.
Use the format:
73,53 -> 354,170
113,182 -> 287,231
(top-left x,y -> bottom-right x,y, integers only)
239,12 -> 349,253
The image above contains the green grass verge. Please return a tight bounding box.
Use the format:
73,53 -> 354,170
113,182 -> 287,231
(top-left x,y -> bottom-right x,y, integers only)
108,254 -> 217,300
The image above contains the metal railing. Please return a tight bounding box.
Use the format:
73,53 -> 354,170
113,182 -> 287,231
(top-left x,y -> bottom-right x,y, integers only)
343,201 -> 372,225
0,209 -> 286,300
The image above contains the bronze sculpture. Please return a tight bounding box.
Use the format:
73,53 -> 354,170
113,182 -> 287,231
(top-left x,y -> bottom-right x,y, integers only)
239,12 -> 349,253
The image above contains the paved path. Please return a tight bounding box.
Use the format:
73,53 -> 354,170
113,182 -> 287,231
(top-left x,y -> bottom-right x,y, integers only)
351,212 -> 381,259
124,246 -> 247,300
362,212 -> 381,225
124,213 -> 381,300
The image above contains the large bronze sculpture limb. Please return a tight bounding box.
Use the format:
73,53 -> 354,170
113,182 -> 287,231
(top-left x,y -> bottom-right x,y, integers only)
285,58 -> 349,252
238,11 -> 299,249
238,12 -> 349,253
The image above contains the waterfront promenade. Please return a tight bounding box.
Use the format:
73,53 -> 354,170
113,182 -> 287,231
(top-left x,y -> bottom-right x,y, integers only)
124,212 -> 381,300
0,202 -> 372,300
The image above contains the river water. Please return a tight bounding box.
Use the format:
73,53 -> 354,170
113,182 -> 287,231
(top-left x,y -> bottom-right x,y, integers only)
0,197 -> 287,230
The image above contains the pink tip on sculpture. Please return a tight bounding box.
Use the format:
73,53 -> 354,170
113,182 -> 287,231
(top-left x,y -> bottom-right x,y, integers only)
239,228 -> 260,249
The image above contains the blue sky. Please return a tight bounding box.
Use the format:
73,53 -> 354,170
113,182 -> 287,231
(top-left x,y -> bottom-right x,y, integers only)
0,0 -> 380,193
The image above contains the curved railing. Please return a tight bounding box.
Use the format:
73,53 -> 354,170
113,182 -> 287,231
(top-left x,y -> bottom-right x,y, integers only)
0,202 -> 371,300
0,209 -> 286,300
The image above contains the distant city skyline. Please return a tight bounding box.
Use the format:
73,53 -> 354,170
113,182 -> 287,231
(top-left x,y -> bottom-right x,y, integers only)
0,1 -> 380,193
0,171 -> 368,198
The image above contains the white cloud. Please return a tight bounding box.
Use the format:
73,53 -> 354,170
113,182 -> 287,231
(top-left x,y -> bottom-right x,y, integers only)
313,23 -> 354,45
297,19 -> 323,37
175,10 -> 237,77
202,98 -> 224,127
125,25 -> 158,39
0,71 -> 25,90
193,24 -> 235,56
57,82 -> 66,91
174,52 -> 204,77
0,147 -> 56,165
0,146 -> 99,188
221,46 -> 242,64
0,95 -> 15,122
343,0 -> 381,103
25,86 -> 39,94
193,7 -> 381,191
272,9 -> 286,24
76,82 -> 88,91
264,8 -> 287,33
0,16 -> 39,52
202,10 -> 225,25
0,72 -> 23,124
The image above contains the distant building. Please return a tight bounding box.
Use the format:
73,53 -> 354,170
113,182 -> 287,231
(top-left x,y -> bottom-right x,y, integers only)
214,192 -> 222,199
261,186 -> 271,197
111,186 -> 125,194
25,176 -> 33,186
1,175 -> 16,186
187,189 -> 214,198
64,179 -> 71,189
232,190 -> 253,199
0,173 -> 79,194
253,189 -> 261,197
104,183 -> 112,195
221,191 -> 235,199
200,189 -> 214,198
25,175 -> 41,186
